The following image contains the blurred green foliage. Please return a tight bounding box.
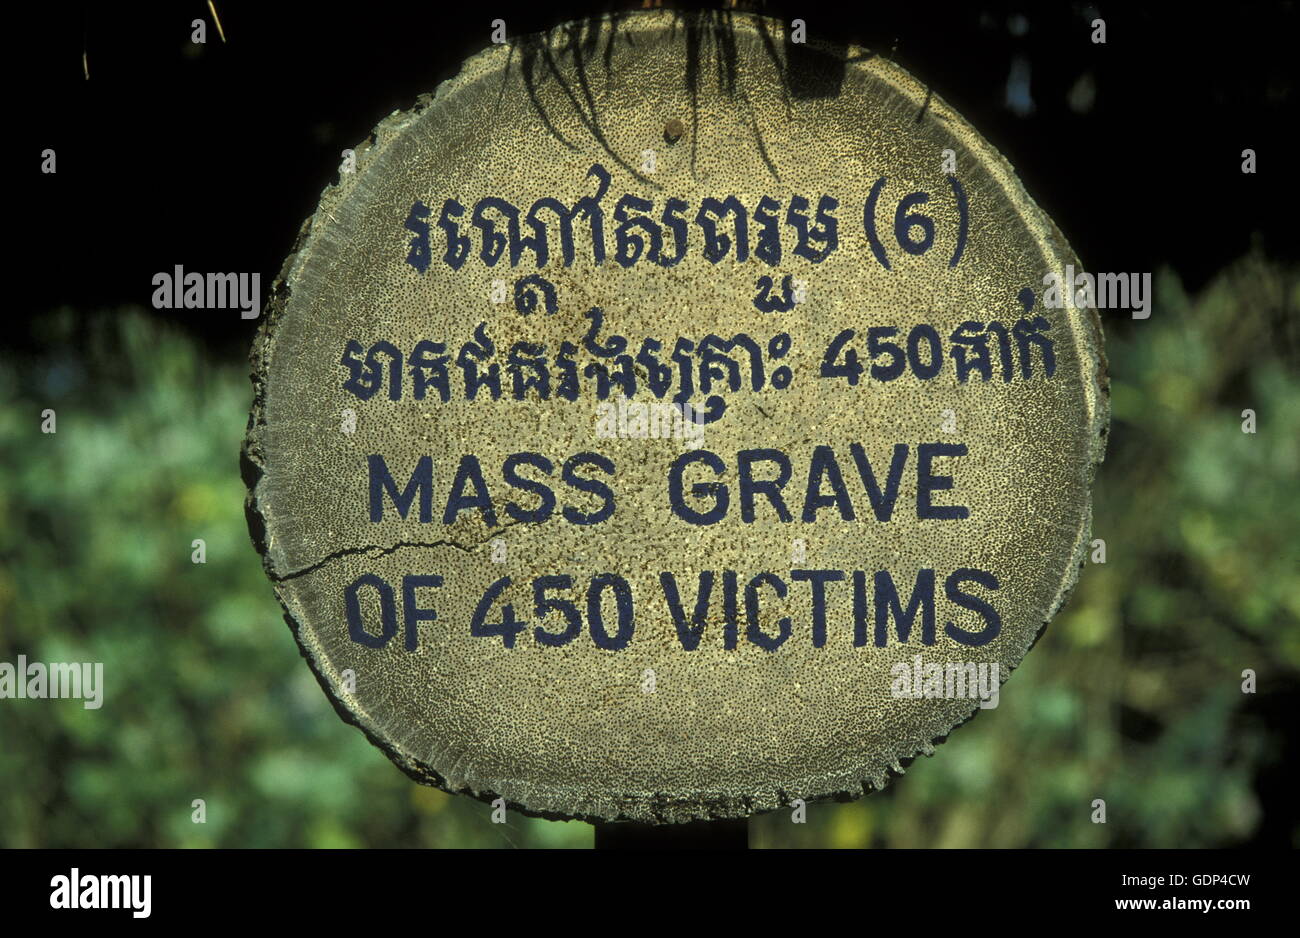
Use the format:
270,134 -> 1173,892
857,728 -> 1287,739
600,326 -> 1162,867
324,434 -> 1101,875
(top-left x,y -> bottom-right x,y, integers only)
1,252 -> 1296,847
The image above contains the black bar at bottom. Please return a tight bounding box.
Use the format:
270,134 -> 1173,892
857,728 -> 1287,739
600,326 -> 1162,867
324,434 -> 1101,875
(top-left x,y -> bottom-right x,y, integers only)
593,818 -> 749,849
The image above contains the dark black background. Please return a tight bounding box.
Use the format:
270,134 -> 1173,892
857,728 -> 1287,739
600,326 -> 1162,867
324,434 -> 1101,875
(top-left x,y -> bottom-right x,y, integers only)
12,1 -> 1296,356
9,847 -> 1290,921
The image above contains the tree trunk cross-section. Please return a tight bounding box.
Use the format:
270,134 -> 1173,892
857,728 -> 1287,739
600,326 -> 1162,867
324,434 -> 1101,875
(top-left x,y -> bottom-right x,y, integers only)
242,10 -> 1108,824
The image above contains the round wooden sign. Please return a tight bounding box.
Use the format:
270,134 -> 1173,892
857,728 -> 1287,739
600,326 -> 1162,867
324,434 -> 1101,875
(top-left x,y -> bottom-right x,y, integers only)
243,10 -> 1108,823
